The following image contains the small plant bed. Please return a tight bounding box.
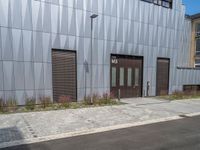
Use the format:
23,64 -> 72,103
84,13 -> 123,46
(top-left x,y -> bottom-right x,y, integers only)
158,91 -> 200,101
0,93 -> 123,114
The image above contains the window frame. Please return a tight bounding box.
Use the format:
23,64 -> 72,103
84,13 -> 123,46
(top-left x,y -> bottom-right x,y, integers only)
196,23 -> 200,39
196,38 -> 200,56
195,23 -> 200,60
141,0 -> 173,9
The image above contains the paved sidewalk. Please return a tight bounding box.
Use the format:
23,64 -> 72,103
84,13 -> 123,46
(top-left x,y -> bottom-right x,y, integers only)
0,98 -> 200,148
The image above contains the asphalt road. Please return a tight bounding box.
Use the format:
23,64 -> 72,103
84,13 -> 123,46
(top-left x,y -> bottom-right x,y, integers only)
2,116 -> 200,150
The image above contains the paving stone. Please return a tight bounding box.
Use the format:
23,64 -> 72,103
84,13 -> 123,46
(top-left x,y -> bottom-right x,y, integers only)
0,98 -> 200,145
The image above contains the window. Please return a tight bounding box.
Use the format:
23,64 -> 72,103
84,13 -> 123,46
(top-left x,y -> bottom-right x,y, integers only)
112,67 -> 117,87
196,24 -> 200,59
196,23 -> 200,32
134,68 -> 139,86
162,1 -> 171,8
127,68 -> 132,87
195,59 -> 200,68
142,0 -> 172,8
153,0 -> 162,5
196,39 -> 200,56
195,64 -> 200,68
195,59 -> 200,64
196,23 -> 200,38
120,68 -> 124,86
183,85 -> 200,92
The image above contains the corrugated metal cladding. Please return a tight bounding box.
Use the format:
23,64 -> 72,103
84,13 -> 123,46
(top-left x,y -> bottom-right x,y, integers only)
0,0 -> 200,104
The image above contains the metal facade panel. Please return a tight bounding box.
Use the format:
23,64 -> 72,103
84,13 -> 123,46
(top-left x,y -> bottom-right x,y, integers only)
12,29 -> 24,61
0,62 -> 3,91
24,62 -> 35,90
3,61 -> 14,91
14,62 -> 25,90
1,28 -> 13,61
22,0 -> 33,30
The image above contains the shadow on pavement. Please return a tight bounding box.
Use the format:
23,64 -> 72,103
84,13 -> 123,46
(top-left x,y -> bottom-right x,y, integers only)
0,126 -> 30,150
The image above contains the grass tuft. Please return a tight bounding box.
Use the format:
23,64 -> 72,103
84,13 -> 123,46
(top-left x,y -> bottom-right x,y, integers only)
158,91 -> 200,100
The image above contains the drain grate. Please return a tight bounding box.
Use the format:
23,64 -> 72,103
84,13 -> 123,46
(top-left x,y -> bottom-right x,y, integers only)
23,116 -> 38,138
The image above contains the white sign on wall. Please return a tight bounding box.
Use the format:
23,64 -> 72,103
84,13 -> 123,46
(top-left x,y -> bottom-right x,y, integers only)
112,58 -> 118,64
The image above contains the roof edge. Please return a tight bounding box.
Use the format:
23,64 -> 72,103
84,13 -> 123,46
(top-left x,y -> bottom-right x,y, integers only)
190,13 -> 200,20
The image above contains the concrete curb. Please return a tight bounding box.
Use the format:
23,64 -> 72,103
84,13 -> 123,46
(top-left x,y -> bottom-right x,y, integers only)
186,112 -> 200,117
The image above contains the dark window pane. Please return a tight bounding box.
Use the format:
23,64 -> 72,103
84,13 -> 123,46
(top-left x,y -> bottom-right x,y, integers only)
195,59 -> 200,64
162,1 -> 170,8
196,24 -> 200,38
195,58 -> 200,68
195,64 -> 200,68
196,39 -> 200,55
196,23 -> 200,32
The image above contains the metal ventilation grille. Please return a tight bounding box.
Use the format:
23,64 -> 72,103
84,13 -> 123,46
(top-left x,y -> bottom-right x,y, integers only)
52,50 -> 77,102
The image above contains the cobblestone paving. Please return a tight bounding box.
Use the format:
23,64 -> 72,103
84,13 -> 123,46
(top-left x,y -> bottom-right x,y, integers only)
0,98 -> 200,146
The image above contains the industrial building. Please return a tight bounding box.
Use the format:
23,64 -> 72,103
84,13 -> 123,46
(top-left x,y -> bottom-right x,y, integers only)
0,0 -> 200,104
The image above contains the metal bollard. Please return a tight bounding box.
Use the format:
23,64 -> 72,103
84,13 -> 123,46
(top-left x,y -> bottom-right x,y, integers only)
118,89 -> 121,102
147,81 -> 150,97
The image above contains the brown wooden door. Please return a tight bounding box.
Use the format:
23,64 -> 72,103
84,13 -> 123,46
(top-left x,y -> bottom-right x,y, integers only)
52,50 -> 77,102
156,58 -> 170,96
111,55 -> 143,98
